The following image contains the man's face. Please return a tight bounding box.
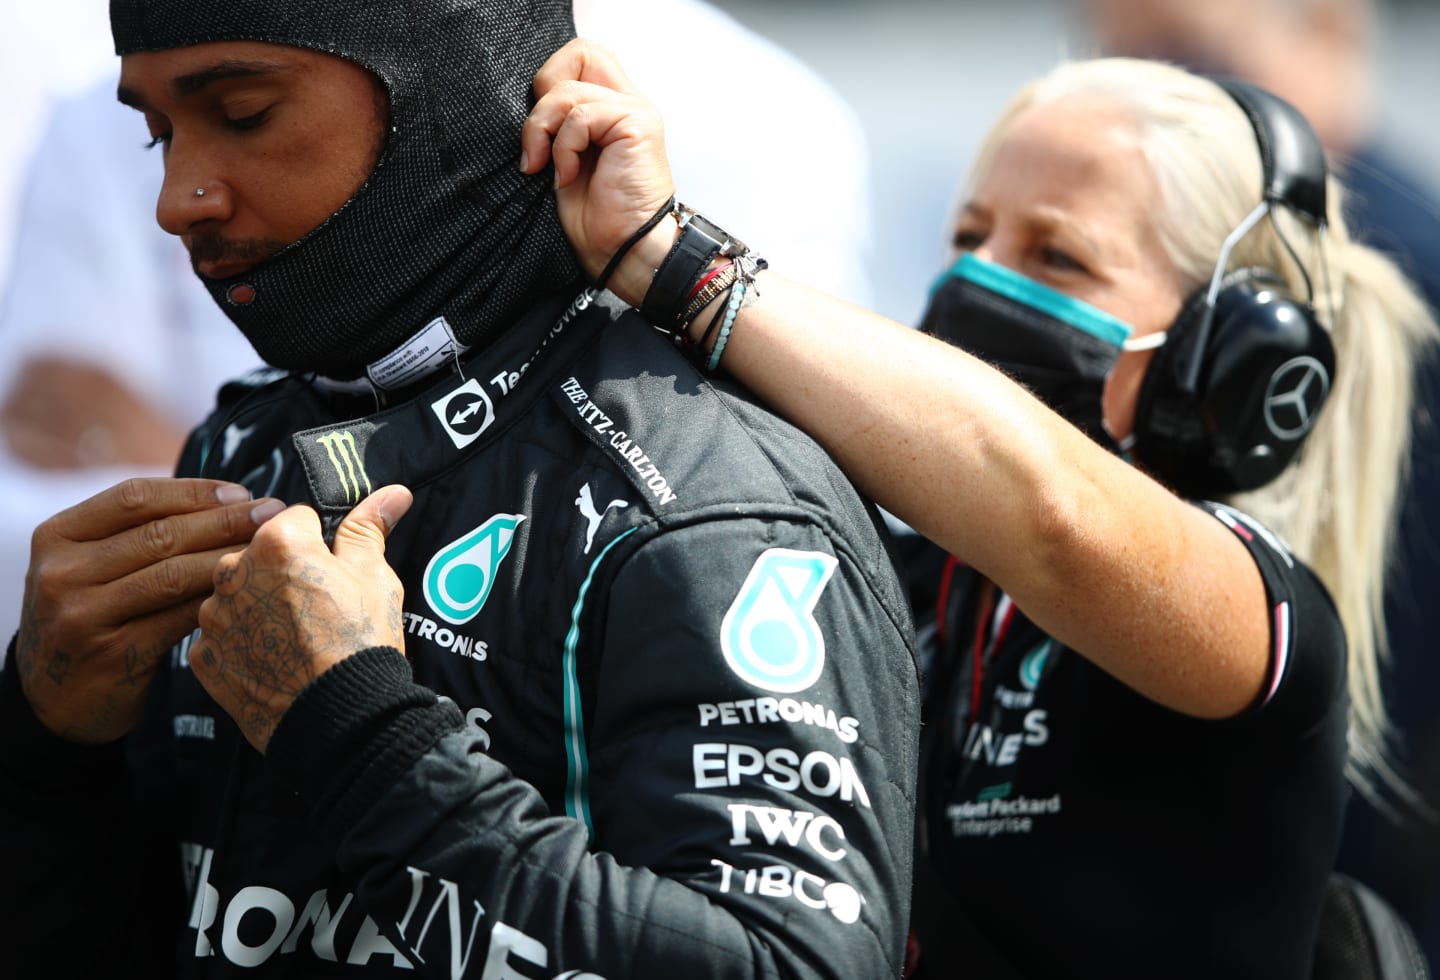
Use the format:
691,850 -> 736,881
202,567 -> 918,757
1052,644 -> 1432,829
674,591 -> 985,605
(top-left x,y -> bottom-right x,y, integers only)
118,40 -> 388,280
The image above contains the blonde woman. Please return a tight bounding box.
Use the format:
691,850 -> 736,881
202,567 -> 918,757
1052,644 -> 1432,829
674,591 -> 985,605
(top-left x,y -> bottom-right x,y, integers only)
525,43 -> 1437,977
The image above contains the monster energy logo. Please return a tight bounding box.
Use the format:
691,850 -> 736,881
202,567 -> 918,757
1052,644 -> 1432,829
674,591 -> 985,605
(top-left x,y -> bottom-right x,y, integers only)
315,430 -> 373,503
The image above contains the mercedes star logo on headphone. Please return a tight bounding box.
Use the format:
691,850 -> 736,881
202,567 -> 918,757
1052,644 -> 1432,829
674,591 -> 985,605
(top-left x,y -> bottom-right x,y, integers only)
1263,355 -> 1331,440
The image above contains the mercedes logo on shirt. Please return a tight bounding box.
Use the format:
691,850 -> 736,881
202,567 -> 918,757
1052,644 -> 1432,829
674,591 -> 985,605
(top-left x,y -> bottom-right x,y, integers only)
1263,355 -> 1331,440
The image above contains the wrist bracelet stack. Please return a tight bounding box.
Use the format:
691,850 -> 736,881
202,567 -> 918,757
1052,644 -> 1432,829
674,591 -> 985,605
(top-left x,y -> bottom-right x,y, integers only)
630,200 -> 766,372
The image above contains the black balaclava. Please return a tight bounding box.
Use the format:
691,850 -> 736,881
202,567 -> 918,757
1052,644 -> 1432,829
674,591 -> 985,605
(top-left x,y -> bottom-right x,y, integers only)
111,0 -> 580,380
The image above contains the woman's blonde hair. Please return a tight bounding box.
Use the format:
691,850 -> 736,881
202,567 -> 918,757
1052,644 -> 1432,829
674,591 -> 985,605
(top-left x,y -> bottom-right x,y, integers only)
972,57 -> 1438,800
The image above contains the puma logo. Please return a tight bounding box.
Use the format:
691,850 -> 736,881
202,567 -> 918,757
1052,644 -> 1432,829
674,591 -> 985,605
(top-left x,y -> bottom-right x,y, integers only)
576,483 -> 628,554
221,423 -> 257,466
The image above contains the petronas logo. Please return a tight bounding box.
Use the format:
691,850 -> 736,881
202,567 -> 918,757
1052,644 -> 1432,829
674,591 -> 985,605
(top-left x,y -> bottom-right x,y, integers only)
423,514 -> 526,625
720,549 -> 838,694
315,430 -> 372,504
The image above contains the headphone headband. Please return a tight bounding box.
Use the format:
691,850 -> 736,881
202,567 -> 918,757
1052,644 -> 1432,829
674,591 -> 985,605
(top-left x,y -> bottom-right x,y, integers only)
1130,78 -> 1334,498
1214,77 -> 1328,225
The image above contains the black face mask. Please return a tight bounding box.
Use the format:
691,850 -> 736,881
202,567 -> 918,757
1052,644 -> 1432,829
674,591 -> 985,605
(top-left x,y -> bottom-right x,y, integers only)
110,0 -> 580,381
918,254 -> 1148,455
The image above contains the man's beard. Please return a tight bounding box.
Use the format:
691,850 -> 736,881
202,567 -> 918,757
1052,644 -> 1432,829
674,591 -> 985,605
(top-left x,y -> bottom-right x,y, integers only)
187,234 -> 288,277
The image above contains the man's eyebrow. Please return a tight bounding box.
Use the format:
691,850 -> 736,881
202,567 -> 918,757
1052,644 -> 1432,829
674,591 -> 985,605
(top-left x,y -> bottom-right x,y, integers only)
171,60 -> 293,97
117,59 -> 294,109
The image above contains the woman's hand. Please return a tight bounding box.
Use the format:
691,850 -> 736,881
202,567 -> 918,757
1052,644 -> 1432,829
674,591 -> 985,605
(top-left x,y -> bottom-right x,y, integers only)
522,38 -> 677,306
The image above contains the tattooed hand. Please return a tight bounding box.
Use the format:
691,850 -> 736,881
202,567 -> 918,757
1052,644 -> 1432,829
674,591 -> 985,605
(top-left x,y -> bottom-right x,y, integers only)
17,478 -> 281,743
190,485 -> 413,754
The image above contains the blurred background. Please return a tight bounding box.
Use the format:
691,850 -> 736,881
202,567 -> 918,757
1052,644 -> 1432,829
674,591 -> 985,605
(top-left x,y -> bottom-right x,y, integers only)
3,0 -> 1438,320
720,0 -> 1440,323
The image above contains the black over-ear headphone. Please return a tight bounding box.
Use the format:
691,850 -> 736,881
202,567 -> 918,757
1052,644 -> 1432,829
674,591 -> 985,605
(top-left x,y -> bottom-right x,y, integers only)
1130,78 -> 1336,498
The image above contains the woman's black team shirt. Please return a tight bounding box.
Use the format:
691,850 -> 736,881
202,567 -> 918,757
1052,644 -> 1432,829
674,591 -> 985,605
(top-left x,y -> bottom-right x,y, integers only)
908,501 -> 1349,979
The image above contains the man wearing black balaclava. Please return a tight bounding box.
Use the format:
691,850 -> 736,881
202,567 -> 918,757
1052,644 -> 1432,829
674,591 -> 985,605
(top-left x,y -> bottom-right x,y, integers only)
0,2 -> 917,977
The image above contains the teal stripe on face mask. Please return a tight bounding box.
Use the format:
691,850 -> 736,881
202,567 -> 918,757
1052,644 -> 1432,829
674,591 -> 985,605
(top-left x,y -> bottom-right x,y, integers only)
934,253 -> 1134,348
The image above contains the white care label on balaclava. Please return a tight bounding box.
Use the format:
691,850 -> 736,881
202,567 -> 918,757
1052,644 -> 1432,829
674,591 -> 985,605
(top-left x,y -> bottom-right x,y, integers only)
366,316 -> 469,390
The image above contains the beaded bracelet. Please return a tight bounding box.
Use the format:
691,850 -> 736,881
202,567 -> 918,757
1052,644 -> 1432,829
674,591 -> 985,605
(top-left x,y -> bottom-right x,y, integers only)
687,260 -> 733,304
696,281 -> 733,354
705,278 -> 748,372
702,253 -> 769,371
680,263 -> 740,336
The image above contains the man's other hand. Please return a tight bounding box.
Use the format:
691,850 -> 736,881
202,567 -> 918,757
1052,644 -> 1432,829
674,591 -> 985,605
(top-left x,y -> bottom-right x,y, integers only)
191,485 -> 412,754
17,478 -> 281,743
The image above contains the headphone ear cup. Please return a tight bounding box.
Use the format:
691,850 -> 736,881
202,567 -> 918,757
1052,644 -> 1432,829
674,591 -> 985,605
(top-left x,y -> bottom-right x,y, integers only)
1132,268 -> 1335,497
1131,271 -> 1249,489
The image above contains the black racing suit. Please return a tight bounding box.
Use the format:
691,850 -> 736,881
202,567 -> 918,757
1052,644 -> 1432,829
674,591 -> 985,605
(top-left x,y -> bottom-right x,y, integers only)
0,290 -> 920,978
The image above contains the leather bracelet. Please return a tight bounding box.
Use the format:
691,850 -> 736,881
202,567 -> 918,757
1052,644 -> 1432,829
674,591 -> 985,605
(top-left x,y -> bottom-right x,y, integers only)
639,205 -> 746,333
593,194 -> 675,294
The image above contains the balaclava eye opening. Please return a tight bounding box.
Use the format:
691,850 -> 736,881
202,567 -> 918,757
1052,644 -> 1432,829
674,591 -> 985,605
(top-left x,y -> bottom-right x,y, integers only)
110,0 -> 580,380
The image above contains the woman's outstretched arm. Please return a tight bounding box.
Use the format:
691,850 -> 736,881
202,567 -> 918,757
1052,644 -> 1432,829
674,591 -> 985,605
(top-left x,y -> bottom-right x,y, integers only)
522,38 -> 1275,720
